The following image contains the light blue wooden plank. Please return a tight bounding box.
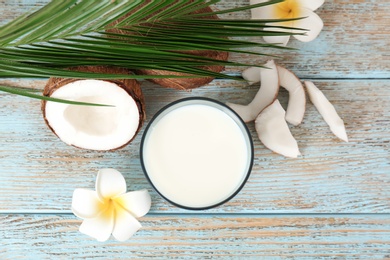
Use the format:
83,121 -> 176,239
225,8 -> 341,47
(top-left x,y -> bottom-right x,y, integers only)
1,214 -> 389,259
0,0 -> 49,25
0,80 -> 389,214
0,0 -> 388,258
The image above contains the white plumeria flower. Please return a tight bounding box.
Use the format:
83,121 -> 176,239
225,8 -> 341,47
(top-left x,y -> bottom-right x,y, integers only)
251,0 -> 325,46
72,168 -> 151,242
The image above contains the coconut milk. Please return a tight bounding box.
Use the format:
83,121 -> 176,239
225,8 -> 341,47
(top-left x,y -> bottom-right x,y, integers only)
141,99 -> 252,209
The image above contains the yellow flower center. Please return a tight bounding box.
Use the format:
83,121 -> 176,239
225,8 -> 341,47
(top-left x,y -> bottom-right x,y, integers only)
98,196 -> 128,220
274,0 -> 301,19
99,198 -> 117,220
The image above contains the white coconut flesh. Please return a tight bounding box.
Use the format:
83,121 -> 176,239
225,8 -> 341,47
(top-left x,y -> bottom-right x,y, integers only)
45,79 -> 140,150
276,65 -> 306,126
228,60 -> 279,122
241,64 -> 306,126
255,99 -> 301,158
242,66 -> 261,84
304,81 -> 348,142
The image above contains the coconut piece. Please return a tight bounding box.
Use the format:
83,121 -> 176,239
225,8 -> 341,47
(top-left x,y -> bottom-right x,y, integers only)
255,99 -> 301,158
227,60 -> 279,122
42,66 -> 145,151
240,64 -> 306,125
109,0 -> 228,90
304,81 -> 348,142
276,65 -> 306,126
242,67 -> 261,84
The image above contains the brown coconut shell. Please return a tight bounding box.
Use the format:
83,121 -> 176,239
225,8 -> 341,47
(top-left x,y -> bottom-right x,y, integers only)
109,1 -> 229,90
42,66 -> 145,150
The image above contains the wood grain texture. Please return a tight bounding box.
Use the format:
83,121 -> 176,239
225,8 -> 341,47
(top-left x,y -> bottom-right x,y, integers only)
0,80 -> 389,213
1,214 -> 389,259
0,0 -> 389,258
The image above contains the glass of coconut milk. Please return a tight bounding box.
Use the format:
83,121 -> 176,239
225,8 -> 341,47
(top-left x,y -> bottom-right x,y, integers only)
140,97 -> 253,210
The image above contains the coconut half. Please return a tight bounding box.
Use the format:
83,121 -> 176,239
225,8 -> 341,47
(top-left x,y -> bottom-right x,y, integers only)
109,0 -> 228,90
42,69 -> 145,150
304,81 -> 348,142
227,60 -> 279,122
255,99 -> 301,158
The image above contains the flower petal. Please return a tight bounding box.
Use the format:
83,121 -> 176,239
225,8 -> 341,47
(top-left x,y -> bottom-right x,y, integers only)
292,8 -> 324,42
79,205 -> 114,242
115,189 -> 151,218
112,206 -> 142,242
96,168 -> 127,200
250,0 -> 276,20
263,34 -> 291,46
297,0 -> 325,11
72,189 -> 104,219
262,21 -> 292,46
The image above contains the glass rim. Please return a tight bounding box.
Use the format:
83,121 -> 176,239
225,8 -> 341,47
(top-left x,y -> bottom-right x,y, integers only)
139,97 -> 254,210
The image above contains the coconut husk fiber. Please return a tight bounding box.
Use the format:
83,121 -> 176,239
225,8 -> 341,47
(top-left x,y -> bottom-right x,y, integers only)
109,1 -> 229,90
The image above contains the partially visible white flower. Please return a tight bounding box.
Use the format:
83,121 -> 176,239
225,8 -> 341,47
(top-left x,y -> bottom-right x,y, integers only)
72,168 -> 151,242
251,0 -> 325,45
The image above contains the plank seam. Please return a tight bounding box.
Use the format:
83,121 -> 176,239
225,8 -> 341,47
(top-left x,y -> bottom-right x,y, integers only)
1,212 -> 389,217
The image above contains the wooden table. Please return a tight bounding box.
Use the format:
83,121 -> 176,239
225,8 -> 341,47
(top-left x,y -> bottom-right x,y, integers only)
1,1 -> 389,258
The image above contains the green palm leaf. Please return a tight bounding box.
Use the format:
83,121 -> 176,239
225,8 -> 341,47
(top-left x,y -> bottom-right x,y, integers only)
0,85 -> 113,106
0,0 -> 303,104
